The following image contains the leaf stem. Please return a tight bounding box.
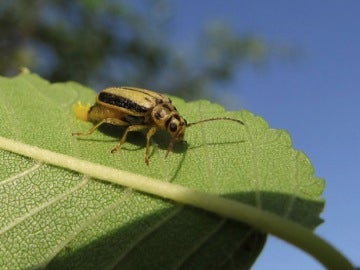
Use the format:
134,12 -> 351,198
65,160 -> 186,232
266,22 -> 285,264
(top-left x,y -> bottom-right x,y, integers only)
0,136 -> 354,270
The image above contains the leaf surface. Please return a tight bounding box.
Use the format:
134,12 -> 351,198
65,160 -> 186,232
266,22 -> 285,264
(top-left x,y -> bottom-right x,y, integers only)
0,73 -> 325,269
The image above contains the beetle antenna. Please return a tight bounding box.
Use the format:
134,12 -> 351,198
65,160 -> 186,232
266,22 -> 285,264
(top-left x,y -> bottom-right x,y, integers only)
187,117 -> 244,127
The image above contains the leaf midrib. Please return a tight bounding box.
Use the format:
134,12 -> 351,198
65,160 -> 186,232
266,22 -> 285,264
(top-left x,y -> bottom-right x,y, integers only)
0,136 -> 353,269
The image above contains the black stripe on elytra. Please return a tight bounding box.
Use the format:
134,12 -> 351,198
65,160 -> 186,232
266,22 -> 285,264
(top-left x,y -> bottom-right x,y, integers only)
124,87 -> 160,100
123,87 -> 168,105
99,92 -> 149,113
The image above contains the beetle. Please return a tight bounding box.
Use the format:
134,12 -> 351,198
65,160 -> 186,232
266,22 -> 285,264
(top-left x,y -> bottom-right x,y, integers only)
72,87 -> 244,165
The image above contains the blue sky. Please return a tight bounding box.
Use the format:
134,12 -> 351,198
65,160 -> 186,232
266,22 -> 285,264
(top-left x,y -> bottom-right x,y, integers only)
169,1 -> 359,269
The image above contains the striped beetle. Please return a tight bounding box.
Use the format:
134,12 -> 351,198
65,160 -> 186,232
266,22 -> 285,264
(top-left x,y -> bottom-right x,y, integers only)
72,87 -> 244,165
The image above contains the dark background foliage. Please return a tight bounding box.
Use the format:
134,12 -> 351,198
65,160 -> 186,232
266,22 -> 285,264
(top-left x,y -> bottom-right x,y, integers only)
0,0 -> 268,100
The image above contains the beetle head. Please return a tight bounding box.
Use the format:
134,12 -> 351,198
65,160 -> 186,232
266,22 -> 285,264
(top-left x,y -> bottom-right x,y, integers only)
151,103 -> 187,158
167,115 -> 187,140
164,114 -> 187,158
152,103 -> 187,140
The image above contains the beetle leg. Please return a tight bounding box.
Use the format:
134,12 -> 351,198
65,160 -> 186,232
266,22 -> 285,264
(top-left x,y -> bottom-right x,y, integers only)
111,125 -> 148,154
145,127 -> 157,165
72,118 -> 129,136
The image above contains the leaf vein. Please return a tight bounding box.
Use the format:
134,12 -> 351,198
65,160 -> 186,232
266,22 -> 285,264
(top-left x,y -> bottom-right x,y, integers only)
0,162 -> 42,186
0,176 -> 89,235
41,187 -> 133,268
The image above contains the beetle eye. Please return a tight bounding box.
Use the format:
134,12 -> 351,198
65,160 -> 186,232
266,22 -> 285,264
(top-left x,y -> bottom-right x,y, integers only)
169,122 -> 177,132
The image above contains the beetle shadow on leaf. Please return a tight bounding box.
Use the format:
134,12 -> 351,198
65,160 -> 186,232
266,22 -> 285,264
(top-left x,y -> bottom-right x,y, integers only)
96,124 -> 188,154
73,124 -> 144,150
99,124 -> 146,148
152,130 -> 188,154
76,124 -> 146,150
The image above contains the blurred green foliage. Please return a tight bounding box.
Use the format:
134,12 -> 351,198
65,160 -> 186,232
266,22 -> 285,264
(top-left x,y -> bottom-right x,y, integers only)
0,0 -> 268,100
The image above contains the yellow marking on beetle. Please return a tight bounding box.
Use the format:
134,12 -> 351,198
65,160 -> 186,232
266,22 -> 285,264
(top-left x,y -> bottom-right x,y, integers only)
73,101 -> 91,121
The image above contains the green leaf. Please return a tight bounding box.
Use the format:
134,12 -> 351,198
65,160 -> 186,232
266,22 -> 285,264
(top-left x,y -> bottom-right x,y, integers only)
0,73 -> 353,269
